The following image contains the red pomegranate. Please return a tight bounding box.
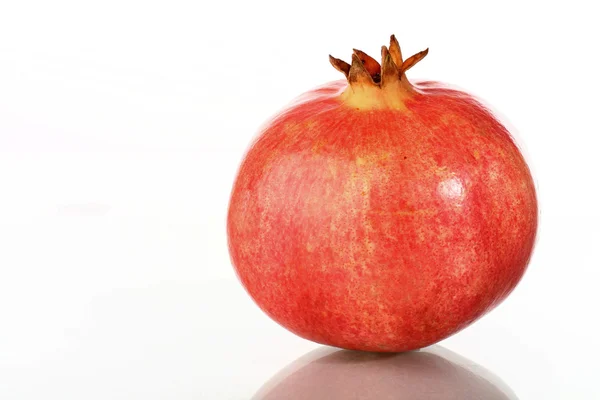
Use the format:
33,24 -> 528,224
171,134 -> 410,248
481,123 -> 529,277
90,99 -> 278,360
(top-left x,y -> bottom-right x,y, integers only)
227,35 -> 538,352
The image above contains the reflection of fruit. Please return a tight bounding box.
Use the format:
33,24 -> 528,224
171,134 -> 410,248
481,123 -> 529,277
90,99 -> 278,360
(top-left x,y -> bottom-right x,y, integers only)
253,346 -> 517,400
227,35 -> 538,351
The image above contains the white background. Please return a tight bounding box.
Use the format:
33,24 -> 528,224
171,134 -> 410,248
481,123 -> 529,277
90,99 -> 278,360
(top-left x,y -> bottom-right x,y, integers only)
0,0 -> 598,398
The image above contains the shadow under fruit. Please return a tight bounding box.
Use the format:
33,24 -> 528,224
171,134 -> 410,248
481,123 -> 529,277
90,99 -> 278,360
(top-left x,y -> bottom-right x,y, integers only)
253,345 -> 518,400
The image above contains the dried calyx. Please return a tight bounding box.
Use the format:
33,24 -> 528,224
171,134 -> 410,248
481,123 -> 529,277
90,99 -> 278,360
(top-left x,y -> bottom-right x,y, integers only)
329,35 -> 428,89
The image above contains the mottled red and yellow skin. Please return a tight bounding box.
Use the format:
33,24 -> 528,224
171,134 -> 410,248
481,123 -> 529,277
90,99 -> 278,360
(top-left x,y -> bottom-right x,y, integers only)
227,77 -> 537,352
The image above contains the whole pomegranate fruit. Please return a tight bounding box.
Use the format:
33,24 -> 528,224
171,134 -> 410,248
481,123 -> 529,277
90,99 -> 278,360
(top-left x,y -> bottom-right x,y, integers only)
227,35 -> 537,352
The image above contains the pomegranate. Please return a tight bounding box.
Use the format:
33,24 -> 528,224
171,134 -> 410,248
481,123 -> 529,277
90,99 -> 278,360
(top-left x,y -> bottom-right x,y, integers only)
227,35 -> 537,352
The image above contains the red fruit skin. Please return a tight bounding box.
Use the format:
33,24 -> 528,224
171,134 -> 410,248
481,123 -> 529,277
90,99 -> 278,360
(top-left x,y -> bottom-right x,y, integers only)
227,80 -> 538,352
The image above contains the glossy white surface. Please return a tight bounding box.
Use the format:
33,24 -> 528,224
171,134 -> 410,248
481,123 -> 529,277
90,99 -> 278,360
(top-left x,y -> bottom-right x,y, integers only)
0,152 -> 597,399
1,0 -> 599,398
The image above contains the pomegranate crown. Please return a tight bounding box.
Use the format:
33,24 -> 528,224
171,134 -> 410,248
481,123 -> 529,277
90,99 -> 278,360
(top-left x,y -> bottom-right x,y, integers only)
329,35 -> 428,88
